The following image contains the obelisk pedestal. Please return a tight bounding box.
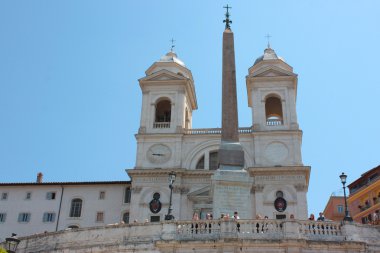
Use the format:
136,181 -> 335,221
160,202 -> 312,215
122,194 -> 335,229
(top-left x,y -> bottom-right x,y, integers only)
212,169 -> 253,219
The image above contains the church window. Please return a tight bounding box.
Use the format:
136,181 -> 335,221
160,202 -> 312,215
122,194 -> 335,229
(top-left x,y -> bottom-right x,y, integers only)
154,99 -> 171,128
265,96 -> 283,125
122,212 -> 129,223
69,198 -> 82,217
209,151 -> 219,170
124,187 -> 131,203
196,156 -> 205,169
195,151 -> 221,170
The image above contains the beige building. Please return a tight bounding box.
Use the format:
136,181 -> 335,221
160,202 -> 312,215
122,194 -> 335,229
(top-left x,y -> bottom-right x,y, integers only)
0,178 -> 131,240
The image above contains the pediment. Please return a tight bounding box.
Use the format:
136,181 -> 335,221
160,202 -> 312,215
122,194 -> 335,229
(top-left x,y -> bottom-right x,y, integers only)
251,66 -> 296,78
139,69 -> 186,82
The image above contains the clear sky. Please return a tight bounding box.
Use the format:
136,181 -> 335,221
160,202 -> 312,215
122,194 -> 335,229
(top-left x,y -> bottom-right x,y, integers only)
1,1 -> 379,216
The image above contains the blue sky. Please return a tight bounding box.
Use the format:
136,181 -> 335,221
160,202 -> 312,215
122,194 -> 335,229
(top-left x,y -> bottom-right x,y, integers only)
1,1 -> 379,216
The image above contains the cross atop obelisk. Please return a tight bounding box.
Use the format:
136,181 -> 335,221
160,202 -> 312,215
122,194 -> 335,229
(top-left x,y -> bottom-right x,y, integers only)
218,5 -> 244,170
223,4 -> 232,29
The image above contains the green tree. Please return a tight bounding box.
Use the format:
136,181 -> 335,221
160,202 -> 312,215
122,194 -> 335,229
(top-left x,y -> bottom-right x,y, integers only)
0,247 -> 7,253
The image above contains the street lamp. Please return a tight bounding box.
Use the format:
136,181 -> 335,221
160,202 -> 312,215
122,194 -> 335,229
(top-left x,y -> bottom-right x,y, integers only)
4,233 -> 20,253
165,171 -> 176,220
339,172 -> 353,222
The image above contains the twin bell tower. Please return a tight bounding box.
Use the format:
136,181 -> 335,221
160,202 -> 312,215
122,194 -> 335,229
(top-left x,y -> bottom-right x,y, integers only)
128,6 -> 310,222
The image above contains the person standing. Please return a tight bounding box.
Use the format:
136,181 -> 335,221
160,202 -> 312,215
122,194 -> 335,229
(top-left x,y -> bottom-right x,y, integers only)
317,212 -> 325,221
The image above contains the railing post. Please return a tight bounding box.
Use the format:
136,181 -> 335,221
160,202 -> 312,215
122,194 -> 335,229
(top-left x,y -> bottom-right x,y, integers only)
282,220 -> 304,239
161,222 -> 177,240
220,220 -> 237,238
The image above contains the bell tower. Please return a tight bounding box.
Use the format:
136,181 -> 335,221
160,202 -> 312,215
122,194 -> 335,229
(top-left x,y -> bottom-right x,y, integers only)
135,51 -> 197,169
246,46 -> 303,167
138,51 -> 197,135
246,46 -> 310,219
246,46 -> 299,132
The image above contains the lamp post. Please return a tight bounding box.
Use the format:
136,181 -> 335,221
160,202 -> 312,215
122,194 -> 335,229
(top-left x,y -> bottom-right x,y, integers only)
165,171 -> 176,220
4,233 -> 20,253
340,172 -> 353,222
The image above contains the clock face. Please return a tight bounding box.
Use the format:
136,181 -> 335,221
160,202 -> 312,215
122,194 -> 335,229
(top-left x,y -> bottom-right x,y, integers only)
147,144 -> 171,164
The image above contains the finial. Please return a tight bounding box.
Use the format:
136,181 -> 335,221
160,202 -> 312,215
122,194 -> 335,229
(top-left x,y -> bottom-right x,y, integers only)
223,4 -> 232,29
170,38 -> 175,52
265,34 -> 272,48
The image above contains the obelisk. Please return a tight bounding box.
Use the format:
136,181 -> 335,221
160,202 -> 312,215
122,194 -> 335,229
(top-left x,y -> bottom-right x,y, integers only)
212,5 -> 253,219
218,5 -> 244,171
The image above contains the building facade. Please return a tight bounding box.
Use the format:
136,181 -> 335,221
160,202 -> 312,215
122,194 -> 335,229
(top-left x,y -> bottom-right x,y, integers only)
128,45 -> 310,223
323,195 -> 345,222
0,178 -> 131,240
348,165 -> 380,224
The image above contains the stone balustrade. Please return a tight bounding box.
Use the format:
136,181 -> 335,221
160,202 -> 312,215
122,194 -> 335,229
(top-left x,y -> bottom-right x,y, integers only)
153,122 -> 170,128
15,219 -> 380,253
184,127 -> 252,135
175,219 -> 344,241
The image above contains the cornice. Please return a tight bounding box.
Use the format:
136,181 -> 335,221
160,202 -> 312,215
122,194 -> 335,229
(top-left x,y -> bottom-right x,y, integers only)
126,168 -> 214,178
247,166 -> 311,186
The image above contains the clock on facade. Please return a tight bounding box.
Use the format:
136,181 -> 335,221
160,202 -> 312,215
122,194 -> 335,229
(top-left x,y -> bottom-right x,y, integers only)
147,144 -> 171,164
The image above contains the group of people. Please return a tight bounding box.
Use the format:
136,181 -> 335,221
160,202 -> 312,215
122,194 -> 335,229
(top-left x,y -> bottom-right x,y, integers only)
191,211 -> 241,233
308,212 -> 325,221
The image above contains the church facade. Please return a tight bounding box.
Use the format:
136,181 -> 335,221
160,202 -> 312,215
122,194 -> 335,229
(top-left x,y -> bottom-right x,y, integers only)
128,44 -> 309,223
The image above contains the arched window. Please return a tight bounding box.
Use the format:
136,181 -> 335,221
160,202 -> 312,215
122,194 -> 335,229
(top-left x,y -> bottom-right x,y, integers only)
195,151 -> 219,170
69,198 -> 82,217
196,156 -> 205,169
154,99 -> 171,128
265,96 -> 283,126
209,151 -> 219,170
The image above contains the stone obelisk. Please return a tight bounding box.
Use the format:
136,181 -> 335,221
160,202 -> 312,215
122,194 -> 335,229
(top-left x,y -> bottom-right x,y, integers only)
212,6 -> 253,219
218,6 -> 244,171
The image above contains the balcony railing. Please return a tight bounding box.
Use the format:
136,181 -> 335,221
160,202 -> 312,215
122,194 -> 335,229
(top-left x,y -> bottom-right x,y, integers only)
153,122 -> 170,128
175,219 -> 343,241
266,118 -> 283,126
184,127 -> 252,135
